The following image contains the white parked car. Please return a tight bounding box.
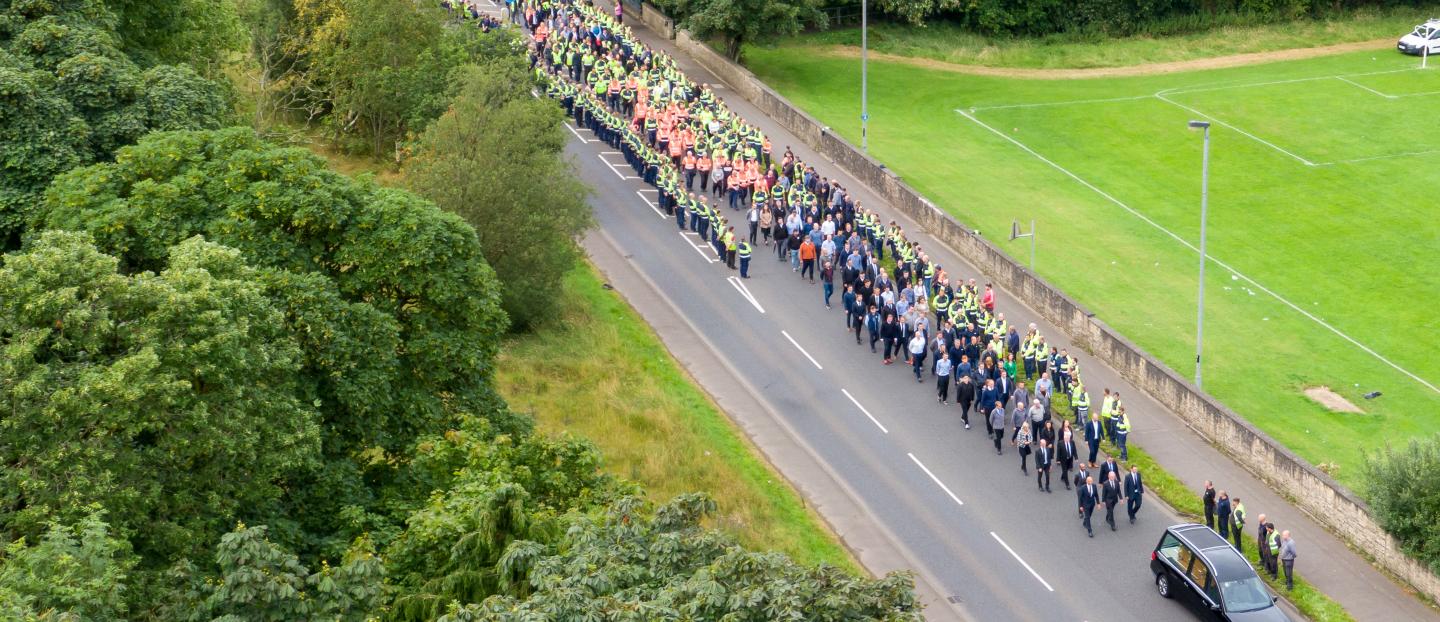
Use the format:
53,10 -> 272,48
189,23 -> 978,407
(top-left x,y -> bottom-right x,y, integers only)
1397,19 -> 1440,55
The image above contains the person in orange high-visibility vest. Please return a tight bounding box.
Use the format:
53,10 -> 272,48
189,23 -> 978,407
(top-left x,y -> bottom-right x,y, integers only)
682,151 -> 697,190
696,154 -> 713,191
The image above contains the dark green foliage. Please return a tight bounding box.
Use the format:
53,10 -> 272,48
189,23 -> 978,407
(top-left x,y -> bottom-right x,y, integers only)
405,61 -> 592,331
42,127 -> 514,456
0,231 -> 320,561
1366,438 -> 1440,574
0,0 -> 227,248
676,0 -> 828,59
159,524 -> 385,622
437,494 -> 923,621
809,0 -> 1427,37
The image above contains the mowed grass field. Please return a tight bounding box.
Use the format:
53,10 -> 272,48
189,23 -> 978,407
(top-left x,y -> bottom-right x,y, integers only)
497,264 -> 859,572
745,45 -> 1440,488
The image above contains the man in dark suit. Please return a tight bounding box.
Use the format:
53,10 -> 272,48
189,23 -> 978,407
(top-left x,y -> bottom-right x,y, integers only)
1084,414 -> 1104,467
1078,476 -> 1098,538
1103,472 -> 1121,532
1124,466 -> 1144,524
1058,432 -> 1077,490
1098,456 -> 1120,485
1035,439 -> 1053,493
1202,481 -> 1217,531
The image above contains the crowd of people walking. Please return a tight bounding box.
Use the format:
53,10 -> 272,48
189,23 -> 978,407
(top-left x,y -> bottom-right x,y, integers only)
446,0 -> 1302,594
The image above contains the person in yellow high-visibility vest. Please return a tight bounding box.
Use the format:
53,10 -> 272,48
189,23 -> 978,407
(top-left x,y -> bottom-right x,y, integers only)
1116,407 -> 1131,461
723,226 -> 738,269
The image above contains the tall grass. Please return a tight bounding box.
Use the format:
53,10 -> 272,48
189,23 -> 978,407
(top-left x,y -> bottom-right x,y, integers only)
496,264 -> 860,572
773,6 -> 1437,69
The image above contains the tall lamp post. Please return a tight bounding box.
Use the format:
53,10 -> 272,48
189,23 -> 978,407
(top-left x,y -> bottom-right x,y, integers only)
1188,120 -> 1211,389
860,0 -> 868,151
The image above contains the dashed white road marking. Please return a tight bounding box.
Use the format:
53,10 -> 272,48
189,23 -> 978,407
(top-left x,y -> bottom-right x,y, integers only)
907,452 -> 962,507
596,153 -> 639,180
781,330 -> 823,370
990,531 -> 1055,592
842,389 -> 888,434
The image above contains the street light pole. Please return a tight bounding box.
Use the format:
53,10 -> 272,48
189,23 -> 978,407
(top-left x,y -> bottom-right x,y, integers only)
1189,120 -> 1211,389
860,0 -> 868,151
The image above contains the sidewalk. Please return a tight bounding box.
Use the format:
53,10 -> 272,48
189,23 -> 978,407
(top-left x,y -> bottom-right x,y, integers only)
604,8 -> 1436,622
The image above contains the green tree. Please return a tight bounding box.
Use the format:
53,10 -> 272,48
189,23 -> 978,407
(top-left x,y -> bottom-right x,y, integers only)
435,494 -> 922,620
0,0 -> 226,248
292,0 -> 478,156
161,523 -> 385,622
674,0 -> 827,60
0,231 -> 321,560
0,512 -> 135,620
385,420 -> 618,621
42,127 -> 514,458
405,61 -> 592,330
100,0 -> 244,72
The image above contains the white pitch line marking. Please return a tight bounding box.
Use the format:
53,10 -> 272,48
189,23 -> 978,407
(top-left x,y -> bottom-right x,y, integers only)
1152,93 -> 1317,166
1335,76 -> 1397,99
679,231 -> 718,263
565,122 -> 591,143
635,190 -> 666,218
781,330 -> 823,370
1324,147 -> 1440,165
990,532 -> 1054,592
727,276 -> 765,314
907,452 -> 962,506
842,389 -> 888,433
954,108 -> 1439,396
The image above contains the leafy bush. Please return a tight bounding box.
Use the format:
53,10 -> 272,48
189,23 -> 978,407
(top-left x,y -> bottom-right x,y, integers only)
1366,437 -> 1440,574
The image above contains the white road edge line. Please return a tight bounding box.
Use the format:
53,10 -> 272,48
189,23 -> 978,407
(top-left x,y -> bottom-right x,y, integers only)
954,108 -> 1440,396
565,122 -> 591,143
679,231 -> 718,263
990,531 -> 1055,592
727,276 -> 765,314
907,452 -> 962,507
635,190 -> 666,218
781,330 -> 823,370
842,389 -> 888,434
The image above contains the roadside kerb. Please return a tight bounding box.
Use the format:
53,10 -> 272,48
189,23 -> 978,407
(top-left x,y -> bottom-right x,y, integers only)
662,24 -> 1440,606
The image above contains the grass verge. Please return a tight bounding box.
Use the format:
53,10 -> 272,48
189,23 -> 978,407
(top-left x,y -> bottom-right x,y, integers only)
496,263 -> 860,572
773,7 -> 1437,69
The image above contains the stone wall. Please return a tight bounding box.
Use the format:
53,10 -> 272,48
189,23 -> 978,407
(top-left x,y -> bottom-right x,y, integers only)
667,22 -> 1440,605
639,2 -> 673,40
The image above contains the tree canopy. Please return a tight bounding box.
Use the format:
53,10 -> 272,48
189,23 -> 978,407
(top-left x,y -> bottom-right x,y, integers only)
405,60 -> 592,330
0,0 -> 227,248
673,0 -> 827,60
0,231 -> 320,560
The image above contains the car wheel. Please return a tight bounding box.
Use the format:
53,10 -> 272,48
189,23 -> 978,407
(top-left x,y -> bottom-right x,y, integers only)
1156,573 -> 1173,599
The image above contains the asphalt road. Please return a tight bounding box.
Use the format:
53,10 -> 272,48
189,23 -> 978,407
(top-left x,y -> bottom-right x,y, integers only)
566,130 -> 1219,621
